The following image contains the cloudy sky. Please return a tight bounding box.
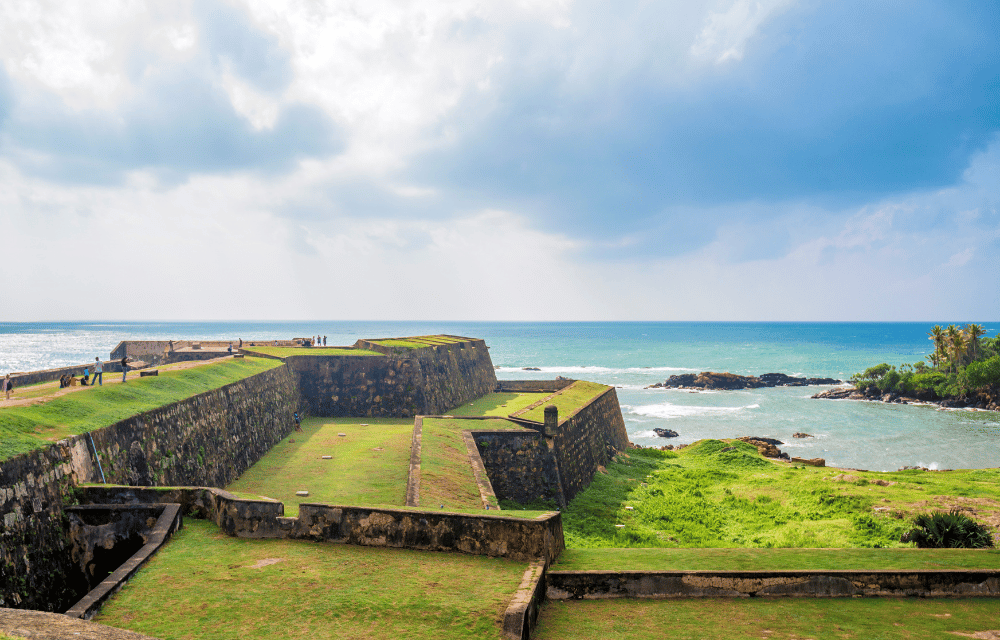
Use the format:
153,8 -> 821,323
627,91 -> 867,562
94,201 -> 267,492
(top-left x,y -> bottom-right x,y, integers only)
1,0 -> 998,321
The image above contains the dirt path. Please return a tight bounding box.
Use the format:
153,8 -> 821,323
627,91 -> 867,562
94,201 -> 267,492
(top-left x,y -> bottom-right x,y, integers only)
0,356 -> 236,409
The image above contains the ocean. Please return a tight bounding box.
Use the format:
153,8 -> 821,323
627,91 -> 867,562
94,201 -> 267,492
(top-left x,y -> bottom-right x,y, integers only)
2,321 -> 998,472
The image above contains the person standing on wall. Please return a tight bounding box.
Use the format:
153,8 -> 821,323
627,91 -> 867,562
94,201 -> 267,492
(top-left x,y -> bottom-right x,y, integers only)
121,356 -> 129,382
91,357 -> 103,386
323,336 -> 327,346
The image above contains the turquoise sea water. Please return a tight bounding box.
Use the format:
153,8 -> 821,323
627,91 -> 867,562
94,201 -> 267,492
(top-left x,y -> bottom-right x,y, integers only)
2,321 -> 998,471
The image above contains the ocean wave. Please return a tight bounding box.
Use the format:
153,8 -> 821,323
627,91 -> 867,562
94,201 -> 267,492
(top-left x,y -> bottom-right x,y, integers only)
628,402 -> 758,419
494,365 -> 699,375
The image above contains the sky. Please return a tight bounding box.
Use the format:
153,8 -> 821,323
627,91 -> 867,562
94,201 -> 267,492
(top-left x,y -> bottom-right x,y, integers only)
1,0 -> 998,321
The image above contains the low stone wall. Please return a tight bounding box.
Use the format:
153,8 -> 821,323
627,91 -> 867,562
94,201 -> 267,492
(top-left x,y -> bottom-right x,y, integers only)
285,339 -> 497,417
294,504 -> 564,564
77,486 -> 565,564
496,380 -> 574,393
502,559 -> 548,640
0,365 -> 299,611
546,570 -> 1000,599
10,362 -> 124,388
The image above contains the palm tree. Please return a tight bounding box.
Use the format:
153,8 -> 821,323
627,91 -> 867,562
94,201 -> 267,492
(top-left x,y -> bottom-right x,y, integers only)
945,325 -> 963,373
965,324 -> 985,362
928,325 -> 946,370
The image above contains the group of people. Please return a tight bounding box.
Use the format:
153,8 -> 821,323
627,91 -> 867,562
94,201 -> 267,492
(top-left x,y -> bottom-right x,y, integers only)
57,356 -> 129,389
313,335 -> 327,346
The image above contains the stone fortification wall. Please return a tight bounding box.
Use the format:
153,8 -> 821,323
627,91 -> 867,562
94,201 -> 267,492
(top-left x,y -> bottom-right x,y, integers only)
472,430 -> 562,506
550,387 -> 629,502
287,339 -> 497,417
472,385 -> 630,507
0,365 -> 299,611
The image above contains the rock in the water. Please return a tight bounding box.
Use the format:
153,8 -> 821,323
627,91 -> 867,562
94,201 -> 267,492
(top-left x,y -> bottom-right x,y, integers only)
653,428 -> 679,438
792,432 -> 813,438
648,371 -> 842,390
522,367 -> 541,371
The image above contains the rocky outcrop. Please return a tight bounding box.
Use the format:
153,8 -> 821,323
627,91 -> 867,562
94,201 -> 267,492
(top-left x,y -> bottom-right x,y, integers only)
653,428 -> 679,438
648,372 -> 841,390
737,437 -> 789,460
812,386 -> 1000,412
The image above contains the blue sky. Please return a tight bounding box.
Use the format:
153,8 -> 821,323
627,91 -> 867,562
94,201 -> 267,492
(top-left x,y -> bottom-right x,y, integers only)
1,0 -> 998,320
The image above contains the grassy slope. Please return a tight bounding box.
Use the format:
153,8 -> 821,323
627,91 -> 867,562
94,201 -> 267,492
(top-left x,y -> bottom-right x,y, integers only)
243,347 -> 381,357
535,598 -> 1000,640
446,392 -> 549,417
419,418 -> 521,511
95,520 -> 525,640
227,417 -> 414,516
517,381 -> 609,423
0,357 -> 282,460
371,335 -> 467,349
561,440 -> 1000,549
555,547 -> 1000,571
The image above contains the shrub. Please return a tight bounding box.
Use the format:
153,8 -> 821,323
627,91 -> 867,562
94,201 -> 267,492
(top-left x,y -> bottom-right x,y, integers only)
965,355 -> 1000,389
901,509 -> 994,548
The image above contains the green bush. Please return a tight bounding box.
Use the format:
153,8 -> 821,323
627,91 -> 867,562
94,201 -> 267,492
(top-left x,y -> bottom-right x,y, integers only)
965,355 -> 1000,389
901,509 -> 995,548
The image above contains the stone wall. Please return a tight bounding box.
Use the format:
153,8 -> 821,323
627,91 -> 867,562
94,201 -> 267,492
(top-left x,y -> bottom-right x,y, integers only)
472,430 -> 562,506
286,339 -> 497,417
549,388 -> 629,502
546,569 -> 1000,599
473,386 -> 630,508
0,365 -> 299,611
496,380 -> 574,393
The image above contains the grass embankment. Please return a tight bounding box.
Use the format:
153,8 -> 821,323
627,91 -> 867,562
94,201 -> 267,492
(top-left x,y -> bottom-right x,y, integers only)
535,598 -> 1000,640
446,392 -> 550,417
419,418 -> 519,511
227,417 -> 413,516
517,381 -> 609,423
0,357 -> 282,460
560,440 -> 1000,549
370,335 -> 468,349
243,347 -> 382,358
95,520 -> 526,640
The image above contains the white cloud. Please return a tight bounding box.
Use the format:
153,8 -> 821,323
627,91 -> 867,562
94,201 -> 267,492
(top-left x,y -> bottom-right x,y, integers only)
690,0 -> 795,64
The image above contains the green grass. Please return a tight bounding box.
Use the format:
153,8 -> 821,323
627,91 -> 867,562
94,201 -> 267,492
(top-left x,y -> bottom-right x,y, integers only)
95,520 -> 526,640
419,418 -> 523,511
554,547 -> 1000,571
0,357 -> 283,460
559,440 -> 1000,549
535,598 -> 1000,640
446,392 -> 550,417
370,335 -> 468,349
227,417 -> 414,516
243,347 -> 382,358
517,381 -> 610,423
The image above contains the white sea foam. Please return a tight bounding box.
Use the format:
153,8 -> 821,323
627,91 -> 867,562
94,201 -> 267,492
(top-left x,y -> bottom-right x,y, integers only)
629,402 -> 758,419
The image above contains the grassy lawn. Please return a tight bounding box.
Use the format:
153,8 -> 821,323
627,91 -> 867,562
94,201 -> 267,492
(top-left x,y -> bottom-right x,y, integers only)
243,347 -> 382,358
446,392 -> 549,417
227,417 -> 414,516
560,440 -> 1000,549
419,418 -> 523,511
554,547 -> 1000,571
0,357 -> 283,460
94,520 -> 526,640
516,381 -> 610,423
534,598 -> 1000,640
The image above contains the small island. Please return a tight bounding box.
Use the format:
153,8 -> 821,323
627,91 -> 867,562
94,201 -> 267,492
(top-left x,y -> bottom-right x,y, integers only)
813,324 -> 1000,411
